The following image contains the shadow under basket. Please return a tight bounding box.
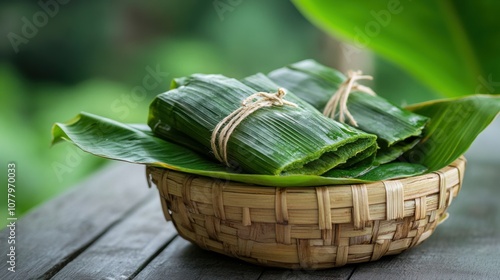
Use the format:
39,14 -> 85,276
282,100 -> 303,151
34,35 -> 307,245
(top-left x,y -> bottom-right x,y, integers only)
146,157 -> 466,269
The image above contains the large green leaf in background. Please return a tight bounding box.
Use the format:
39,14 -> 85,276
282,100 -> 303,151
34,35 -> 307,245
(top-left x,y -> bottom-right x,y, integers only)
292,0 -> 500,97
52,95 -> 499,187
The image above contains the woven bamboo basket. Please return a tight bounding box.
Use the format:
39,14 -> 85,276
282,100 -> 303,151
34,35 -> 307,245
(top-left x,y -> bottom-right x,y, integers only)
146,157 -> 465,269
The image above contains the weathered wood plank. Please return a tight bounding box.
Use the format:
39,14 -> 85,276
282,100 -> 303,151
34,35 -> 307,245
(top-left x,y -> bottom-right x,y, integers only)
51,194 -> 177,280
259,266 -> 355,280
134,236 -> 265,280
0,162 -> 151,280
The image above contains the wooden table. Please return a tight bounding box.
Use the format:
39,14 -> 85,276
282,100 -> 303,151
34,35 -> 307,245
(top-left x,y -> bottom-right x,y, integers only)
2,124 -> 500,279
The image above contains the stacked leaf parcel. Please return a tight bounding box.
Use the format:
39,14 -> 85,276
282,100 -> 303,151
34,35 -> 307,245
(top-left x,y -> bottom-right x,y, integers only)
148,62 -> 428,178
149,74 -> 377,175
52,59 -> 500,185
267,60 -> 429,167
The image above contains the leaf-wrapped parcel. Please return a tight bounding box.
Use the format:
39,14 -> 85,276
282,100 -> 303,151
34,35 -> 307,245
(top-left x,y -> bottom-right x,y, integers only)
148,74 -> 377,175
240,72 -> 379,170
268,59 -> 429,163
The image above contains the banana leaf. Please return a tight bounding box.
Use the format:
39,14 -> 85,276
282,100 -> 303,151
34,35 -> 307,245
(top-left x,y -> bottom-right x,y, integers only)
51,112 -> 426,186
148,74 -> 377,175
268,59 -> 428,163
50,94 -> 499,187
375,138 -> 420,164
241,72 -> 381,167
268,59 -> 429,146
292,0 -> 500,98
268,59 -> 344,110
322,156 -> 377,178
357,162 -> 428,181
404,95 -> 500,171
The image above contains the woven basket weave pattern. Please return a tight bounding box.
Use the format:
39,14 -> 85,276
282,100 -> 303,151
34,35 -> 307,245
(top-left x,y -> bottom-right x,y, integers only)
147,157 -> 465,269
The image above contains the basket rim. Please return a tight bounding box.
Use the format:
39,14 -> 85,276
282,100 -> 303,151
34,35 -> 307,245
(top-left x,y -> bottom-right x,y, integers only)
147,156 -> 466,189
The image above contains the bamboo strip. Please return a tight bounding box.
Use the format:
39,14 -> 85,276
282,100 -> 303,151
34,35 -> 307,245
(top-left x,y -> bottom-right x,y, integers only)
383,180 -> 405,220
351,184 -> 370,229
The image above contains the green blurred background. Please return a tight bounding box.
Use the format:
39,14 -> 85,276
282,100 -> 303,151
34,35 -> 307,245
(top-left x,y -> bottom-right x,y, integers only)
0,0 -> 441,226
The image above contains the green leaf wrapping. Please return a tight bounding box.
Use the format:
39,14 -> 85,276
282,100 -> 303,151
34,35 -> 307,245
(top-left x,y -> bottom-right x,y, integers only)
240,73 -> 379,169
49,75 -> 499,186
268,59 -> 429,163
51,112 -> 426,186
148,74 -> 377,175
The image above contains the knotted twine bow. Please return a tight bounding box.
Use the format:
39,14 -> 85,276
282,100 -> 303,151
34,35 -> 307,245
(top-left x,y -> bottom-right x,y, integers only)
211,88 -> 297,166
323,70 -> 376,127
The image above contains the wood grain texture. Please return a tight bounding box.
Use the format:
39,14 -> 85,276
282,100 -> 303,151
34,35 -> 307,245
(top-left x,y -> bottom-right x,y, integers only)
258,266 -> 355,280
0,163 -> 150,280
51,195 -> 177,280
134,236 -> 264,280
